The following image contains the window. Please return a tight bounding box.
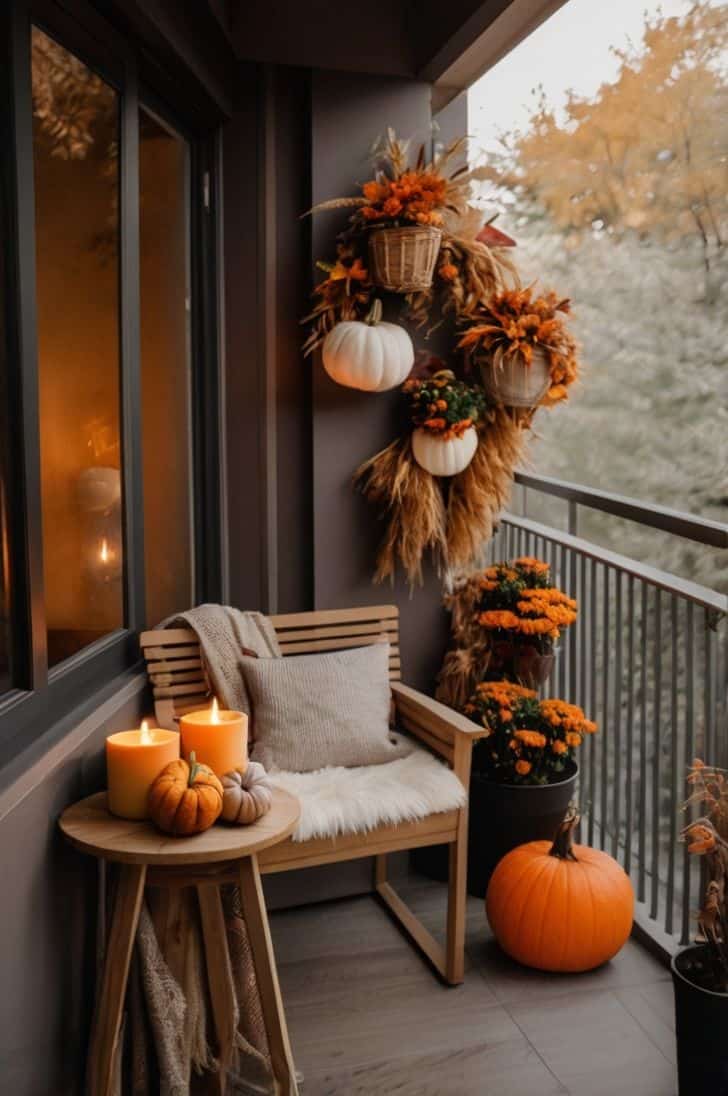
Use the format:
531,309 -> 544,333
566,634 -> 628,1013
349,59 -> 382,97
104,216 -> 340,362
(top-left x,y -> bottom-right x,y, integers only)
139,108 -> 194,626
32,28 -> 124,666
0,1 -> 222,753
0,218 -> 11,694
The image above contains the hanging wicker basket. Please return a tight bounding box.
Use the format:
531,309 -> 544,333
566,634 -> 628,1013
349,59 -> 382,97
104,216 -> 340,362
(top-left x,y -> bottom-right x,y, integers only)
368,225 -> 442,293
480,346 -> 552,408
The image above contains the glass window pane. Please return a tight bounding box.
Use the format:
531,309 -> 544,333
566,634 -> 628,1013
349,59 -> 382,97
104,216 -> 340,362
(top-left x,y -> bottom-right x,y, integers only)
0,209 -> 12,693
139,108 -> 194,625
32,27 -> 123,667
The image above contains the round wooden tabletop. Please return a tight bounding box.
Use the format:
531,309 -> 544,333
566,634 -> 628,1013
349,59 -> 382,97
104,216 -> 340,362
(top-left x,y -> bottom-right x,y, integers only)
59,787 -> 300,866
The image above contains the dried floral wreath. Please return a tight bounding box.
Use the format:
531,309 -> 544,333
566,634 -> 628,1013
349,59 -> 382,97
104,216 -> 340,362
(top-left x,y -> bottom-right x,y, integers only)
303,130 -> 582,585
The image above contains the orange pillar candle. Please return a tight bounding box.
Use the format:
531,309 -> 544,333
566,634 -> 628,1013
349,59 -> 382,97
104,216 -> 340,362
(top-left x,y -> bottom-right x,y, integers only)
180,698 -> 248,777
106,721 -> 180,820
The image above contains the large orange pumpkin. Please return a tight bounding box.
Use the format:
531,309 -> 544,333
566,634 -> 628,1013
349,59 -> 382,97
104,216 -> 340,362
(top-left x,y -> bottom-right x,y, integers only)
148,752 -> 223,836
485,810 -> 634,972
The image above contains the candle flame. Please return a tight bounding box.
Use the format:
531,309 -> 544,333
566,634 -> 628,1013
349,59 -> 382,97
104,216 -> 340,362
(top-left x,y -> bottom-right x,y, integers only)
140,720 -> 152,745
100,537 -> 109,563
210,697 -> 220,724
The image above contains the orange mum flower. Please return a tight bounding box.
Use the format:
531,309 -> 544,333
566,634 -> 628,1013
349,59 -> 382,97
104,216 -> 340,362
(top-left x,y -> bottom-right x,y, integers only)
514,730 -> 547,748
477,610 -> 521,631
552,739 -> 568,755
515,760 -> 532,775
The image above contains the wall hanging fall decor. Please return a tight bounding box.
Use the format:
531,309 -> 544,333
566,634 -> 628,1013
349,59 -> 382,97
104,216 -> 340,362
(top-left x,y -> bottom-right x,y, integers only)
303,129 -> 582,585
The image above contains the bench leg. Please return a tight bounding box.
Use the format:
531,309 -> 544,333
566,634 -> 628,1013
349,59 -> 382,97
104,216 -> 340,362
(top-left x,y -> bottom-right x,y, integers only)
446,820 -> 467,985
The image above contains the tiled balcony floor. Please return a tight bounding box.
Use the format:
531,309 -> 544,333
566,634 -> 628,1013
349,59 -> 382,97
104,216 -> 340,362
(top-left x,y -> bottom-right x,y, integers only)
271,873 -> 677,1096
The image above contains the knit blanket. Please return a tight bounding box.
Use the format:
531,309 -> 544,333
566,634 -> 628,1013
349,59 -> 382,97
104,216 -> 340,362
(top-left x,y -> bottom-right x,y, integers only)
163,604 -> 281,716
123,606 -> 282,1095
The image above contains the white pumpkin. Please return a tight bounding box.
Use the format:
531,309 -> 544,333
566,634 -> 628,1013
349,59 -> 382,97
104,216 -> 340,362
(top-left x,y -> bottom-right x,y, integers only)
411,425 -> 478,477
322,299 -> 414,392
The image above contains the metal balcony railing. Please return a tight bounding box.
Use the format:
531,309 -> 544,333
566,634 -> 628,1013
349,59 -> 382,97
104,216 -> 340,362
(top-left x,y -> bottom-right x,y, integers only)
487,472 -> 728,955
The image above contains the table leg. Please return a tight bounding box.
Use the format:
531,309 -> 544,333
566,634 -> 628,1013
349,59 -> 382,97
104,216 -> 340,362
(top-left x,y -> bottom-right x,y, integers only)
197,884 -> 237,1094
238,856 -> 298,1096
87,863 -> 146,1096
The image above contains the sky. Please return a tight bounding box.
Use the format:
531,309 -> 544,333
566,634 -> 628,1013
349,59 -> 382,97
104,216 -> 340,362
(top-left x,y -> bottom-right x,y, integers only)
468,0 -> 705,154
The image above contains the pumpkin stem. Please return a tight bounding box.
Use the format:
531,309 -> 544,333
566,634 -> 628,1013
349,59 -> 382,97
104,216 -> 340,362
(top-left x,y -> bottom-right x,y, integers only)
549,807 -> 580,861
365,298 -> 383,326
188,750 -> 200,786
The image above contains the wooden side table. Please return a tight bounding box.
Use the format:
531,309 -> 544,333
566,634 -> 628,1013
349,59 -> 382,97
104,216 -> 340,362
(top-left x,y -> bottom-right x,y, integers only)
60,788 -> 301,1096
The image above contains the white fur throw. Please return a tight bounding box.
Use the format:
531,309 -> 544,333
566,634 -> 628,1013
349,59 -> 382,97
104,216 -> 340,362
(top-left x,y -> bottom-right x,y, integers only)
267,743 -> 466,843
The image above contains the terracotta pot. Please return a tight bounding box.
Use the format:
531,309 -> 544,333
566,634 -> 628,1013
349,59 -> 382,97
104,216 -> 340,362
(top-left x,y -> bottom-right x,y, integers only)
672,945 -> 728,1095
480,345 -> 551,408
514,648 -> 556,689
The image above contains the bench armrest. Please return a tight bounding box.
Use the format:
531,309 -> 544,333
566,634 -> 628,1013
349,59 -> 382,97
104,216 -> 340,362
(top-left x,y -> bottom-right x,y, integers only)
392,681 -> 487,784
392,682 -> 487,741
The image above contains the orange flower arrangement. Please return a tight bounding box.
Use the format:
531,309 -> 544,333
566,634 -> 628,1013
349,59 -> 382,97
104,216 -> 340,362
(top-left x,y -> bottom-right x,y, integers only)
302,242 -> 373,356
308,130 -> 479,232
680,761 -> 728,990
403,369 -> 486,439
458,287 -> 580,405
464,681 -> 596,785
359,170 -> 448,227
475,558 -> 578,653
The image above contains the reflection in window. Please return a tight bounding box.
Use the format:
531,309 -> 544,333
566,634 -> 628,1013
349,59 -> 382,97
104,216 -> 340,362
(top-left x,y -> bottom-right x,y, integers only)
32,27 -> 123,666
139,108 -> 194,625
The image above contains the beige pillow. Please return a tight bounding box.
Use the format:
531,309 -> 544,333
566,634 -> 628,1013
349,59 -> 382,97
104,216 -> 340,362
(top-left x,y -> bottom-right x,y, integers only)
243,642 -> 410,772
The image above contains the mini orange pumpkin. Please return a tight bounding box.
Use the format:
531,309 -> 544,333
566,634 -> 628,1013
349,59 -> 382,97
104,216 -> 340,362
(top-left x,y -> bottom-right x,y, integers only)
148,752 -> 223,836
485,809 -> 634,972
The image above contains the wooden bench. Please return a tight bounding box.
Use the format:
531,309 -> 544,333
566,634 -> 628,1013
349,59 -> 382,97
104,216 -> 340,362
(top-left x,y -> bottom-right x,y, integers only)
140,605 -> 486,985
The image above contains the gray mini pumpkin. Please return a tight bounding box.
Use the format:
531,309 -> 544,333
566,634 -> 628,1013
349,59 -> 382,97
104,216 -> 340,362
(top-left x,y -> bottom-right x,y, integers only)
220,761 -> 273,825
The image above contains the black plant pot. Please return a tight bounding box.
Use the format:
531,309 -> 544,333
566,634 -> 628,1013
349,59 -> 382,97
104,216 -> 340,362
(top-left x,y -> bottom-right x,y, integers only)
672,945 -> 728,1096
467,763 -> 578,897
412,763 -> 577,897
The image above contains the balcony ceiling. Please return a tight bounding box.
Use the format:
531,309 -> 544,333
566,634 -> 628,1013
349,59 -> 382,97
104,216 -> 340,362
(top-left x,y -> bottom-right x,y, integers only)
220,0 -> 566,106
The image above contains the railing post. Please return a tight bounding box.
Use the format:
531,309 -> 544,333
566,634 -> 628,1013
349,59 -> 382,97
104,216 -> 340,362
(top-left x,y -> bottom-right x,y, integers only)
568,499 -> 578,537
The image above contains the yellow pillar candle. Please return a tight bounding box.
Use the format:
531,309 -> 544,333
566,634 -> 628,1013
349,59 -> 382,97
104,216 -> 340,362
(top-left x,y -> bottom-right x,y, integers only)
106,721 -> 180,820
180,698 -> 248,776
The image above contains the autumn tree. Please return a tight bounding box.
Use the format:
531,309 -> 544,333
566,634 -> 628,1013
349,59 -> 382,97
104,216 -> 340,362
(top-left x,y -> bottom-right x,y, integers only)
486,2 -> 728,296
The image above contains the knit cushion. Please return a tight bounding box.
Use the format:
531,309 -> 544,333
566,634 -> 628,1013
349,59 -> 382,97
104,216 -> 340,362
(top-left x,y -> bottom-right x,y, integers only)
243,642 -> 411,772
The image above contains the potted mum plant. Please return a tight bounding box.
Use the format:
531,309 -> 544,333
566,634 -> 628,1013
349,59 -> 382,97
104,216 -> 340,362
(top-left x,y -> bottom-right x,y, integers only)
458,286 -> 580,407
462,682 -> 596,896
435,557 -> 578,709
673,761 -> 728,1095
475,557 -> 578,687
309,130 -> 485,293
404,369 -> 487,476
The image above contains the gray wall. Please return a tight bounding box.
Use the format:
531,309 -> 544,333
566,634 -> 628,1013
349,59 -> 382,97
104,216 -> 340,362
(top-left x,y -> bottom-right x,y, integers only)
0,673 -> 147,1095
0,59 -> 467,1095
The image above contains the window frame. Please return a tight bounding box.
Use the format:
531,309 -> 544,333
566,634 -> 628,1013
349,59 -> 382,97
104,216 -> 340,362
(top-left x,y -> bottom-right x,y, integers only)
0,0 -> 223,759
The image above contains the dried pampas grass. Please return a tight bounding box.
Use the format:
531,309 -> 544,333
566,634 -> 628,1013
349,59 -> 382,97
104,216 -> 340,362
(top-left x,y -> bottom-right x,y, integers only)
446,409 -> 529,572
354,437 -> 447,587
435,645 -> 491,710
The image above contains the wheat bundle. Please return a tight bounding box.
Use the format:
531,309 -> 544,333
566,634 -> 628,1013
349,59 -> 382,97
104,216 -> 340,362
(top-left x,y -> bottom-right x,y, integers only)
435,645 -> 491,710
354,437 -> 447,587
446,409 -> 529,571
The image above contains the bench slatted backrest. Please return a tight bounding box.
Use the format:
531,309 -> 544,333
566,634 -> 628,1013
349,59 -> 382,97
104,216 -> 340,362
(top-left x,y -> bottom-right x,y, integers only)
140,605 -> 400,730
